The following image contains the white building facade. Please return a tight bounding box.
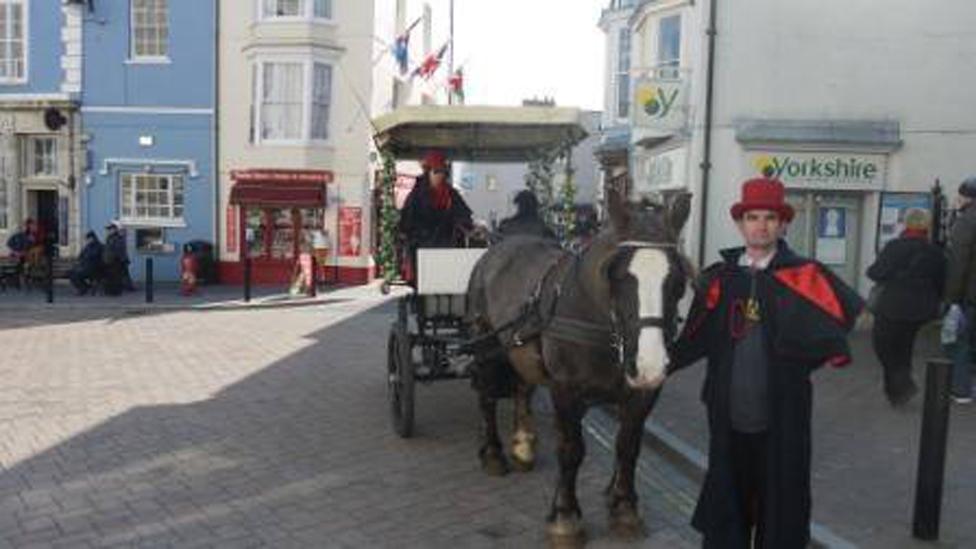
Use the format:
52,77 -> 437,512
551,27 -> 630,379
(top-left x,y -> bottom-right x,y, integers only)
604,0 -> 976,292
217,0 -> 376,284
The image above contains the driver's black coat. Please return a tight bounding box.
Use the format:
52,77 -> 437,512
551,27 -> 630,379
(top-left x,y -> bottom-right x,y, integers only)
399,174 -> 473,248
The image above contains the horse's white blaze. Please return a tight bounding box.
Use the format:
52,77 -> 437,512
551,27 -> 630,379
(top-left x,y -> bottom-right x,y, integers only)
628,249 -> 670,389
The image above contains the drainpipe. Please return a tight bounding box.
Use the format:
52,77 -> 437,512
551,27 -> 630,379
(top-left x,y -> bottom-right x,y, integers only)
697,0 -> 718,268
212,0 -> 221,261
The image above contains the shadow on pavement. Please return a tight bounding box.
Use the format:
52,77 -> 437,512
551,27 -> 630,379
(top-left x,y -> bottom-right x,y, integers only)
0,300 -> 699,547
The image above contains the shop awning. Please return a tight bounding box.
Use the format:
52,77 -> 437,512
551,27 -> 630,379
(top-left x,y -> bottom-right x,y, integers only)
229,169 -> 333,207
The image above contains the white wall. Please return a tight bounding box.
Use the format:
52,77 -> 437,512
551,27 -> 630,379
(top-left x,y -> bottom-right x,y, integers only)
693,0 -> 976,285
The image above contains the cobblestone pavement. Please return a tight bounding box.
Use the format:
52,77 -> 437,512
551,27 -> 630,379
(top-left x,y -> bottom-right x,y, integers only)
654,323 -> 976,549
0,286 -> 700,548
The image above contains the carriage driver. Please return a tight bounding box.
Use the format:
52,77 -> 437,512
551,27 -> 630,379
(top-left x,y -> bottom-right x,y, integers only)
398,150 -> 474,283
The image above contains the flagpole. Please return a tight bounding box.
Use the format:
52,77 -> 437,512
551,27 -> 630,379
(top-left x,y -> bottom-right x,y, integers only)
449,0 -> 455,105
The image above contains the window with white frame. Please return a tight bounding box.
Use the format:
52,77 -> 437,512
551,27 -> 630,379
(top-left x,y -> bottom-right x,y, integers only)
120,173 -> 185,223
131,0 -> 169,60
22,136 -> 58,178
0,0 -> 26,82
658,15 -> 681,73
310,63 -> 332,140
260,0 -> 331,20
255,59 -> 333,143
616,29 -> 631,119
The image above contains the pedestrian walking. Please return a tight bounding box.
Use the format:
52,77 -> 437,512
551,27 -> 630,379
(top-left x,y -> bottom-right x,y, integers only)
668,177 -> 864,548
944,176 -> 976,404
867,209 -> 946,406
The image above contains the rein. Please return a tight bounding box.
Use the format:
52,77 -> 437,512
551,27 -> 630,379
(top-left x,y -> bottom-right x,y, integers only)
540,239 -> 682,375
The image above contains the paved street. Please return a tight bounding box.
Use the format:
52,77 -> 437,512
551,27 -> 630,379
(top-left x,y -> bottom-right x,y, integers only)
654,323 -> 976,549
0,285 -> 700,548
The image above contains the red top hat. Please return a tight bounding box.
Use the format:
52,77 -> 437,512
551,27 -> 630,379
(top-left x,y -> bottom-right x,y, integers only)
422,150 -> 447,171
730,177 -> 795,222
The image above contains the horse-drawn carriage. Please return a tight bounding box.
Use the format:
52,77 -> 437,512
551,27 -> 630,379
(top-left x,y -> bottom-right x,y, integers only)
373,105 -> 695,543
372,105 -> 589,438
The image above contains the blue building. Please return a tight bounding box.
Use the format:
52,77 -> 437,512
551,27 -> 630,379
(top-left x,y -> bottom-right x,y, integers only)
82,0 -> 216,281
0,1 -> 85,257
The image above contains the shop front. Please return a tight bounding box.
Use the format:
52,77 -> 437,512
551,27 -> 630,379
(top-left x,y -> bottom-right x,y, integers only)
223,169 -> 332,285
743,150 -> 889,290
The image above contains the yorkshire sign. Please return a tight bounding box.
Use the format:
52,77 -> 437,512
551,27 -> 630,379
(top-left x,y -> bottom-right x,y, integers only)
749,151 -> 886,191
632,77 -> 688,133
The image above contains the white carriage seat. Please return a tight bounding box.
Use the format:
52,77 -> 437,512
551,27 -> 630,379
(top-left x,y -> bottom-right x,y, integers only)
417,248 -> 487,318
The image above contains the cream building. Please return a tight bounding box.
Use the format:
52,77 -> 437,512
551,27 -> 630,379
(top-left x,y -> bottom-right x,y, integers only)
605,0 -> 976,292
217,0 -> 376,284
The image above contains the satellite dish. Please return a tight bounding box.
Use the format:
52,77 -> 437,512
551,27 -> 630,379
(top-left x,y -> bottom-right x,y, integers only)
44,108 -> 67,131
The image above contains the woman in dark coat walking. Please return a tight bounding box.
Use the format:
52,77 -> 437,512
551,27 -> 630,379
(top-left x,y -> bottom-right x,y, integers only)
867,210 -> 946,406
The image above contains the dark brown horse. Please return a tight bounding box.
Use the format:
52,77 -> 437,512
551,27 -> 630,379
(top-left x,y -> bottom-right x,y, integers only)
466,188 -> 693,543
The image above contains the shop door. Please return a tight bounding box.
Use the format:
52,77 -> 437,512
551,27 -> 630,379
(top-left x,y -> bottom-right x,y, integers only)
26,190 -> 58,245
784,192 -> 861,287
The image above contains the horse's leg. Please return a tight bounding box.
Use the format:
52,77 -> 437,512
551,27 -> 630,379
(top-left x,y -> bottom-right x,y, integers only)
547,387 -> 586,543
606,388 -> 660,538
475,359 -> 509,477
509,381 -> 537,472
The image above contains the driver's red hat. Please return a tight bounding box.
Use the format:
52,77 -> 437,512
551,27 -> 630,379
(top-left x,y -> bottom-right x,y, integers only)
422,150 -> 447,171
730,177 -> 794,222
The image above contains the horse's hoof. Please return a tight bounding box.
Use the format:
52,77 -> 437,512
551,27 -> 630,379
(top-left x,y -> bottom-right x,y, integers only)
608,506 -> 645,540
546,516 -> 585,548
479,448 -> 510,477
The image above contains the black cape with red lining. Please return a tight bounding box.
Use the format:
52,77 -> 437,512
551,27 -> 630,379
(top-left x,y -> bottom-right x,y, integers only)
668,240 -> 864,548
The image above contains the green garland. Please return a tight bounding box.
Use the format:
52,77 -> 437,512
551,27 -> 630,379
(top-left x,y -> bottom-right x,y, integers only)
377,151 -> 399,281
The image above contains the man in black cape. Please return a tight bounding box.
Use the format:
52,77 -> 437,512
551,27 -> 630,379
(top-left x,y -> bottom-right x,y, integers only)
668,177 -> 864,548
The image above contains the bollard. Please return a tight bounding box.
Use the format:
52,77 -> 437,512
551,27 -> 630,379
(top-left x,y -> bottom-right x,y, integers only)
45,256 -> 54,304
145,257 -> 154,303
912,358 -> 953,540
309,255 -> 317,298
243,256 -> 252,303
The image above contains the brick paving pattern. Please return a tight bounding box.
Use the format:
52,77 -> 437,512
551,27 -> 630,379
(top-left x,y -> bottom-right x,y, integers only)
0,288 -> 700,548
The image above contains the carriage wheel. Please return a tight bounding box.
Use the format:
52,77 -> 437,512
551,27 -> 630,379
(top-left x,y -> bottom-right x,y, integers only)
388,317 -> 415,438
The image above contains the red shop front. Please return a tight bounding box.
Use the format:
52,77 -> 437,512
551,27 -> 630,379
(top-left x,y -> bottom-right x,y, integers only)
222,169 -> 333,285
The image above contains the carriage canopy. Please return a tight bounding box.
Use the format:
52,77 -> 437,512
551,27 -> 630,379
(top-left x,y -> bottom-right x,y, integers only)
371,105 -> 589,163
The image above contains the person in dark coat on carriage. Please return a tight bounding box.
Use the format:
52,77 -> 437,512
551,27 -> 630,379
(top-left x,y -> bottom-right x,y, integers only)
497,190 -> 556,240
398,150 -> 473,283
667,177 -> 864,548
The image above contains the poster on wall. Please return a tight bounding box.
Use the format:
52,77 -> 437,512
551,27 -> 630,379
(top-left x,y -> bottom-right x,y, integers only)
225,206 -> 237,254
877,192 -> 932,252
815,207 -> 847,265
338,207 -> 363,257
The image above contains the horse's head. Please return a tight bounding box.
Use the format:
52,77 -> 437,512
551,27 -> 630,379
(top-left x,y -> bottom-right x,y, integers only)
602,188 -> 693,390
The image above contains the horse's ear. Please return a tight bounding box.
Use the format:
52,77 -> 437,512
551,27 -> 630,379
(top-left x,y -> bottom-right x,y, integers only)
666,192 -> 692,236
605,180 -> 630,233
